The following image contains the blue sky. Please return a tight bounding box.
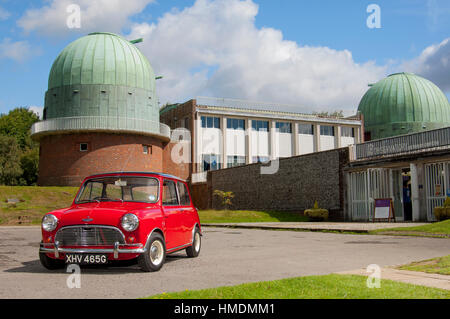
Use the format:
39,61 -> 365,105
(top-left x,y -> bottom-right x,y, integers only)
0,0 -> 449,115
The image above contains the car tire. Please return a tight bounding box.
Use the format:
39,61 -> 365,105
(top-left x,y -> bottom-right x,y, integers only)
138,233 -> 166,272
186,227 -> 201,258
39,252 -> 65,270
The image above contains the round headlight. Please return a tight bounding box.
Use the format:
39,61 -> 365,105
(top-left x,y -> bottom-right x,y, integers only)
121,213 -> 139,232
42,214 -> 58,232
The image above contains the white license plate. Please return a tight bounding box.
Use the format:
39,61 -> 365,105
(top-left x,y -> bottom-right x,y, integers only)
65,254 -> 108,265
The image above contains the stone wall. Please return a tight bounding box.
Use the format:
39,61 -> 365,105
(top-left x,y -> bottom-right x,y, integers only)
203,148 -> 349,219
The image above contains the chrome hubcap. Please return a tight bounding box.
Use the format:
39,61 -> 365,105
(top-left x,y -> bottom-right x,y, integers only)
150,240 -> 163,265
194,232 -> 201,252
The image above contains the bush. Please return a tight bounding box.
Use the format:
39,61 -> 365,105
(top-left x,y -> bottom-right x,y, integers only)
304,201 -> 329,221
434,197 -> 450,221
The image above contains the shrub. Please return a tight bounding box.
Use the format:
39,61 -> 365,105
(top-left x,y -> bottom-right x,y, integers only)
304,201 -> 329,221
434,197 -> 450,221
213,190 -> 235,210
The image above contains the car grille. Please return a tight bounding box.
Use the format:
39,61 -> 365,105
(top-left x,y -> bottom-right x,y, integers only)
55,226 -> 125,246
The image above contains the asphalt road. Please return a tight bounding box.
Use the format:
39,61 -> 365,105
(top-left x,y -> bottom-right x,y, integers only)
0,226 -> 449,299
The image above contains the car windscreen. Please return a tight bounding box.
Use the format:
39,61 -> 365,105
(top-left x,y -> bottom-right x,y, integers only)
76,176 -> 159,204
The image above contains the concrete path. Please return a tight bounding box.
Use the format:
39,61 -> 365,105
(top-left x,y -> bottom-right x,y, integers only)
202,222 -> 428,233
337,268 -> 450,290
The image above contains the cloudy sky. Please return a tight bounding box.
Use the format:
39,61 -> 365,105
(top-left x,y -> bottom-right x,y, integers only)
0,0 -> 449,116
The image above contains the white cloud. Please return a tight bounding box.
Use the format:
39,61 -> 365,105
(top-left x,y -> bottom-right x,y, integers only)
0,6 -> 10,21
28,106 -> 44,119
402,38 -> 450,93
0,38 -> 34,62
128,0 -> 386,114
18,0 -> 155,37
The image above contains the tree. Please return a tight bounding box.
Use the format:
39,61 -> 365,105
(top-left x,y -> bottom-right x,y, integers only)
0,108 -> 40,185
0,107 -> 39,150
0,135 -> 23,185
20,147 -> 39,185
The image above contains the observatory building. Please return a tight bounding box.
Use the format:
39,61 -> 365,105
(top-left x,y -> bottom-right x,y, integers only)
31,32 -> 175,186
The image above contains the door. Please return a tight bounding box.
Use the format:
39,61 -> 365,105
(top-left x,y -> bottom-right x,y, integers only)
425,162 -> 449,221
177,181 -> 195,244
391,169 -> 404,221
161,179 -> 184,250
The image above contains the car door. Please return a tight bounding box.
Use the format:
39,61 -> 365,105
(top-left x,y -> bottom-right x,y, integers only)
177,181 -> 195,244
161,179 -> 184,250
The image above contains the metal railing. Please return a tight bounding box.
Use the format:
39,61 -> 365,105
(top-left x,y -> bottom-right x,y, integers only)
31,116 -> 171,139
354,126 -> 450,160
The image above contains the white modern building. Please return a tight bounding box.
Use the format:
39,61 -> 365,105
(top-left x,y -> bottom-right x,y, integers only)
160,97 -> 363,182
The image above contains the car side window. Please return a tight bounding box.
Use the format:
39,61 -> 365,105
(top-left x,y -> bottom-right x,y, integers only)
162,180 -> 179,206
177,182 -> 191,206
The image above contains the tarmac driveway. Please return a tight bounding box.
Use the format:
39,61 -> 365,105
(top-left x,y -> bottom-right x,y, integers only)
0,226 -> 449,298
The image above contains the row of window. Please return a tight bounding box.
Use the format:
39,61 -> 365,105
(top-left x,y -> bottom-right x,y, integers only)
202,154 -> 272,171
200,116 -> 355,137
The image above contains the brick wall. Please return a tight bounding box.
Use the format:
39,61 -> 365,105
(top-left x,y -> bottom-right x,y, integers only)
38,132 -> 165,186
201,148 -> 349,219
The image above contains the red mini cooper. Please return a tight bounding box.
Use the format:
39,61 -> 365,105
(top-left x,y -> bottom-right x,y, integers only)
39,172 -> 202,272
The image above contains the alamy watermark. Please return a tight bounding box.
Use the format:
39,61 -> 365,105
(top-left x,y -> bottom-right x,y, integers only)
66,4 -> 81,29
366,4 -> 381,29
66,264 -> 81,289
366,264 -> 381,288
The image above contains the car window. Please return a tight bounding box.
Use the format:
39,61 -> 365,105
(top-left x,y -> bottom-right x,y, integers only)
177,182 -> 191,206
162,180 -> 179,206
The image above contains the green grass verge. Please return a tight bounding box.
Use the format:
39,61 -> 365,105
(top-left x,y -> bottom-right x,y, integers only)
146,274 -> 449,299
370,220 -> 450,238
0,186 -> 78,225
398,255 -> 450,276
198,210 -> 308,223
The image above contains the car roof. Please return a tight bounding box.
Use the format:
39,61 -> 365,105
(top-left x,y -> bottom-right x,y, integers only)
85,172 -> 187,182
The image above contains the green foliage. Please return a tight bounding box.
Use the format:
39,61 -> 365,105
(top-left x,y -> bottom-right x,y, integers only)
312,110 -> 344,118
0,107 -> 40,185
213,190 -> 235,210
304,201 -> 329,221
20,147 -> 39,185
0,136 -> 23,185
0,108 -> 39,150
433,197 -> 450,221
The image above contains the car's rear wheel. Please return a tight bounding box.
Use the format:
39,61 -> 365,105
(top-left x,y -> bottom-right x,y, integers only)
138,233 -> 166,272
186,227 -> 201,258
39,252 -> 65,270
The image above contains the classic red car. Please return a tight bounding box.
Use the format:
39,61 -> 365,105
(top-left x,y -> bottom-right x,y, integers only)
39,172 -> 202,272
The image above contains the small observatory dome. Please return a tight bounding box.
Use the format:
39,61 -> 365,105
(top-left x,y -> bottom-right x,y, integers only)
358,72 -> 450,140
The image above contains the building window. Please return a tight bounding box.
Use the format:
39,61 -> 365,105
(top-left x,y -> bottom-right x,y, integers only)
80,143 -> 88,152
143,145 -> 152,154
201,116 -> 220,129
227,155 -> 246,168
320,125 -> 335,136
202,154 -> 221,171
227,118 -> 245,130
252,156 -> 270,164
184,117 -> 190,130
251,120 -> 269,132
341,127 -> 355,137
298,123 -> 314,135
276,122 -> 292,133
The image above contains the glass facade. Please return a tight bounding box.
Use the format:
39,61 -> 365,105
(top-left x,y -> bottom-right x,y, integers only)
341,127 -> 355,137
298,123 -> 314,135
202,154 -> 221,171
276,122 -> 292,133
201,116 -> 220,129
227,118 -> 245,130
251,120 -> 269,131
227,155 -> 246,167
320,125 -> 335,136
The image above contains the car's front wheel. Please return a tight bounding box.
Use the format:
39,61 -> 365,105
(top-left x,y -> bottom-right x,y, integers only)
39,252 -> 65,270
138,233 -> 166,272
186,227 -> 201,258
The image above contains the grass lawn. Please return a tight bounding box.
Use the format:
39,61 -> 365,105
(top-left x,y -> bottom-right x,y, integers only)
198,210 -> 308,223
370,219 -> 450,238
397,255 -> 450,276
146,274 -> 450,299
0,186 -> 78,225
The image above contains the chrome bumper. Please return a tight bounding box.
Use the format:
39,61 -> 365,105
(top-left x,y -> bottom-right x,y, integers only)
39,241 -> 145,259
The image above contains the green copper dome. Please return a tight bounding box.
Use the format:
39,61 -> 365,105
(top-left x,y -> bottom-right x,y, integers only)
43,32 -> 159,122
358,72 -> 450,140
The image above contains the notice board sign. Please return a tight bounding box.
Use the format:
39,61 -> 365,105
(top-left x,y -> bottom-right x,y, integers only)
373,198 -> 395,222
